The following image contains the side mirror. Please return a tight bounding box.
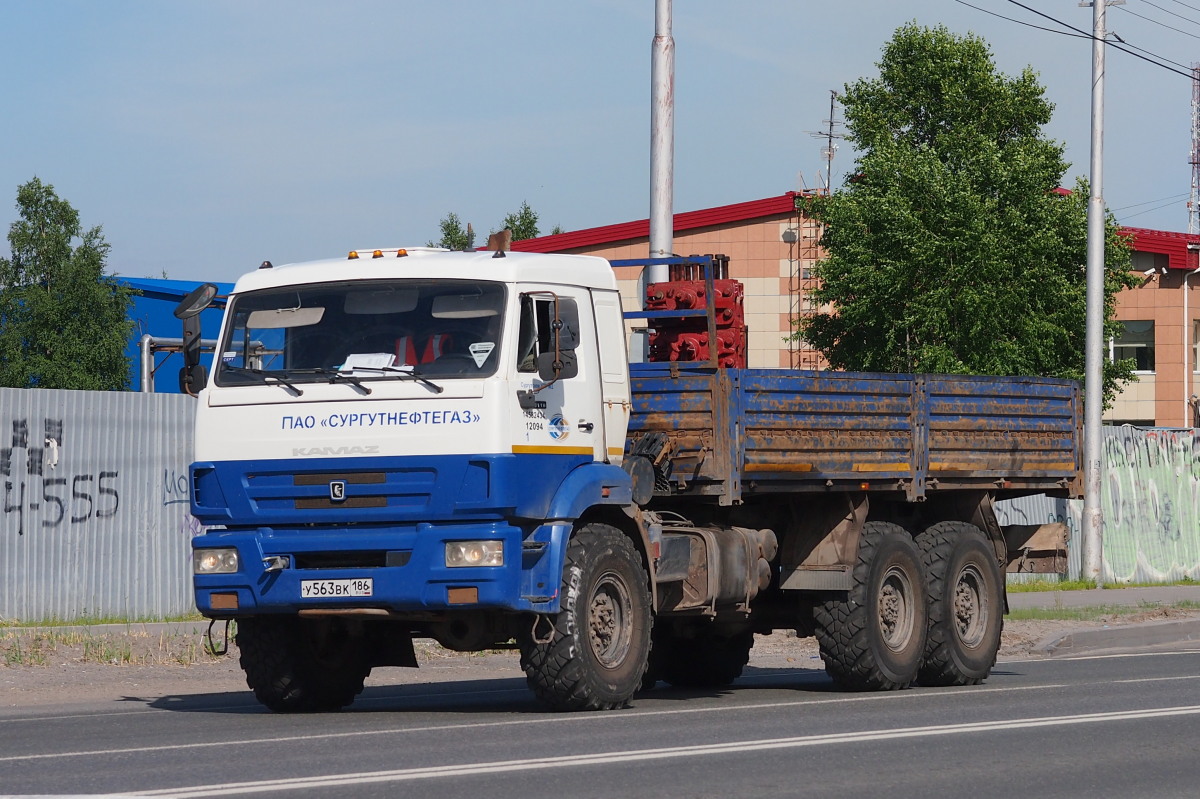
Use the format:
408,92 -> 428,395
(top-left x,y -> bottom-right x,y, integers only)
554,302 -> 580,350
536,349 -> 578,381
175,283 -> 218,394
179,363 -> 208,396
174,283 -> 218,320
536,298 -> 580,382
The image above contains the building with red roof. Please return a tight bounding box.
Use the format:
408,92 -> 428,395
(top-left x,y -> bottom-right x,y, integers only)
514,193 -> 1200,427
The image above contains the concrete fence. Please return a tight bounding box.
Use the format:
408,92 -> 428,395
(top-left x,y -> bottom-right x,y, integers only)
2,388 -> 1198,621
997,426 -> 1200,584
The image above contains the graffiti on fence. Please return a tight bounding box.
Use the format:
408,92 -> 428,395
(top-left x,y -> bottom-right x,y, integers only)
1101,428 -> 1200,582
996,427 -> 1200,582
1,418 -> 120,537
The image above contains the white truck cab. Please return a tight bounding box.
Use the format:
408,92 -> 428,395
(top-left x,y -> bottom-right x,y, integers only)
195,248 -> 630,466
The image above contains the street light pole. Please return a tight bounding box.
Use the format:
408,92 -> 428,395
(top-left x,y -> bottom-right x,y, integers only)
1082,0 -> 1115,588
649,0 -> 674,283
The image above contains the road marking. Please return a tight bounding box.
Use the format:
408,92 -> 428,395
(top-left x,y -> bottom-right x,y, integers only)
4,648 -> 1197,728
5,671 -> 1200,764
0,683 -> 1065,762
999,648 -> 1200,665
125,705 -> 1200,797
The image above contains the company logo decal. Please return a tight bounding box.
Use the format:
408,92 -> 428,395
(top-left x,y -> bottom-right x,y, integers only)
548,414 -> 570,441
329,480 -> 346,502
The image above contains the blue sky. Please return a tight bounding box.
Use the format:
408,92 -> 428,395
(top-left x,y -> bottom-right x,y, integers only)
1,1 -> 1196,283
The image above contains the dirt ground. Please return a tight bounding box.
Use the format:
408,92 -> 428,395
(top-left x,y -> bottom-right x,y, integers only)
5,608 -> 1195,709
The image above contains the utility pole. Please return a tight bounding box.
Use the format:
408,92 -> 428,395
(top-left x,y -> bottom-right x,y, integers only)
1081,0 -> 1121,588
648,0 -> 674,284
1190,65 -> 1200,236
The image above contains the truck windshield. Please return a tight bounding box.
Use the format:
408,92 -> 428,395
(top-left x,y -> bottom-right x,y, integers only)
214,279 -> 506,386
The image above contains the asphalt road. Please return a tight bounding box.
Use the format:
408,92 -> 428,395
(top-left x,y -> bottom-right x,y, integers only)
2,649 -> 1199,798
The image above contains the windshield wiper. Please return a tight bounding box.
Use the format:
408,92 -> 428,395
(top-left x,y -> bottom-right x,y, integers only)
340,366 -> 445,394
286,368 -> 373,395
223,366 -> 304,396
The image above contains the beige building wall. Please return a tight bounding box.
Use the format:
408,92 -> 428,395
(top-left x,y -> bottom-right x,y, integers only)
1107,269 -> 1200,428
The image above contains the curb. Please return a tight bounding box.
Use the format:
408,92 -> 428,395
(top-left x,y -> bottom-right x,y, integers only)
1033,617 -> 1200,657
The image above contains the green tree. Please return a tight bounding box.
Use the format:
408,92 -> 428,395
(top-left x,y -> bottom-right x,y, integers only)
0,177 -> 135,390
428,212 -> 475,250
500,200 -> 540,241
796,24 -> 1135,406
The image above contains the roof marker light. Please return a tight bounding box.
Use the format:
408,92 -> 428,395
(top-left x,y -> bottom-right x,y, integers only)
348,251 -> 360,260
396,249 -> 408,257
372,250 -> 383,258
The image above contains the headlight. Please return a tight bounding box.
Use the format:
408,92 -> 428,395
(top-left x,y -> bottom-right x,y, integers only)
194,548 -> 239,574
445,540 -> 504,568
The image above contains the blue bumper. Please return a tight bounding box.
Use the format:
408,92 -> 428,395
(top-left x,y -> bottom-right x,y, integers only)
194,519 -> 573,616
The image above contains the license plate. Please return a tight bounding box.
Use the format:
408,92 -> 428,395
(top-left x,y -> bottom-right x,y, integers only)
300,578 -> 373,598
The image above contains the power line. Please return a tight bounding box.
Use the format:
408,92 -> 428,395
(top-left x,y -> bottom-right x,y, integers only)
969,0 -> 1200,81
1112,192 -> 1190,211
1109,35 -> 1194,70
1130,0 -> 1200,30
1159,0 -> 1200,14
1118,196 -> 1189,220
953,0 -> 1089,38
1117,4 -> 1200,40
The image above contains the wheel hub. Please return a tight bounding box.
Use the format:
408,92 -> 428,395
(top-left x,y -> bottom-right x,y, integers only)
878,565 -> 916,652
953,565 -> 988,647
588,572 -> 632,668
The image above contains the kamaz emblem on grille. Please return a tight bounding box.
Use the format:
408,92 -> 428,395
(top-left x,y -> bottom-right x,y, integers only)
291,445 -> 380,457
329,481 -> 346,502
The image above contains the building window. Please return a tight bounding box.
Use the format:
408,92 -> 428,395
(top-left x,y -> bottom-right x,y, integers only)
1194,320 -> 1200,373
1111,320 -> 1155,372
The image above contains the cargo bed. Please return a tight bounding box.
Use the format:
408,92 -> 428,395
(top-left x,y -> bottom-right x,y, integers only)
627,365 -> 1083,504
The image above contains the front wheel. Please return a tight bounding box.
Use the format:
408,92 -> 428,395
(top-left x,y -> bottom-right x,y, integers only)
916,521 -> 1004,686
237,616 -> 372,712
519,522 -> 652,711
814,521 -> 927,691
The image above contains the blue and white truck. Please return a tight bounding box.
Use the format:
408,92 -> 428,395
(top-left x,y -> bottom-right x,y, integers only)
180,248 -> 1082,712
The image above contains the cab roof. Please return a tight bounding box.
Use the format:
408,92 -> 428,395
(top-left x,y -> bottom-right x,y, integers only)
230,248 -> 618,295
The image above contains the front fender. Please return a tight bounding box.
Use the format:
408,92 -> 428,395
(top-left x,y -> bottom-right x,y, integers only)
516,462 -> 634,614
545,461 -> 632,520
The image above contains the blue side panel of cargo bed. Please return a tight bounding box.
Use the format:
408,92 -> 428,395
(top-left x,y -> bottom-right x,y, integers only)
628,364 -> 1082,504
736,369 -> 921,491
923,374 -> 1081,492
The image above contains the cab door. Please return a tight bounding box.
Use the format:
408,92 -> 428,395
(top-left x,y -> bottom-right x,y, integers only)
591,289 -> 630,465
511,285 -> 605,463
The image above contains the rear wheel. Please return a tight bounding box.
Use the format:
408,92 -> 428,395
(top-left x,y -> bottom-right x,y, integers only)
519,523 -> 651,711
814,521 -> 927,690
916,521 -> 1004,686
237,616 -> 371,712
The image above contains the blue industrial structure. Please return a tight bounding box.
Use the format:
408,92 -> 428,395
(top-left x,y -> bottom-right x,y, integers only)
117,277 -> 232,393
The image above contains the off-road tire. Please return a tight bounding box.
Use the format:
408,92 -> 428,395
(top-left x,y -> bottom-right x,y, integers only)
658,628 -> 754,689
237,616 -> 371,712
915,521 -> 1004,686
519,522 -> 651,711
814,521 -> 927,691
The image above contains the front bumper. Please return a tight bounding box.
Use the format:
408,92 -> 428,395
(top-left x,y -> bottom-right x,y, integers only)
193,519 -> 570,617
